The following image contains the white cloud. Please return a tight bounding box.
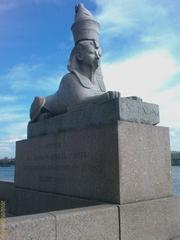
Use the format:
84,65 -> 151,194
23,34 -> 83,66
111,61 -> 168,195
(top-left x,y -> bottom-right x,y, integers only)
0,0 -> 63,12
0,104 -> 27,122
0,95 -> 18,102
102,49 -> 179,99
0,63 -> 61,94
0,121 -> 27,158
0,64 -> 39,90
96,0 -> 166,31
2,121 -> 27,137
170,129 -> 180,151
27,0 -> 62,3
94,0 -> 180,150
95,0 -> 174,31
95,0 -> 180,52
0,112 -> 27,122
0,102 -> 28,157
0,63 -> 63,157
0,145 -> 12,158
102,48 -> 180,150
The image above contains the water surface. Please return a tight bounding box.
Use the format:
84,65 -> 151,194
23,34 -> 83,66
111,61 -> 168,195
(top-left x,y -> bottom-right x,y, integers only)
0,165 -> 15,182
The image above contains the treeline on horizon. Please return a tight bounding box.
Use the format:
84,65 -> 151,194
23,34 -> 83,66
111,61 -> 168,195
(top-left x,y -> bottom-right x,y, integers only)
0,157 -> 15,166
171,151 -> 180,166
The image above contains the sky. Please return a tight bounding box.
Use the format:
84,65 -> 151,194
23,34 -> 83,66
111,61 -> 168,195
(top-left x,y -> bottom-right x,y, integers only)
0,0 -> 179,158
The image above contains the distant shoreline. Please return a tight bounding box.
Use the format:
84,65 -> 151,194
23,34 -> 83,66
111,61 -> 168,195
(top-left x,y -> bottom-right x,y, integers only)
0,163 -> 15,167
0,157 -> 15,167
0,162 -> 15,167
171,151 -> 180,166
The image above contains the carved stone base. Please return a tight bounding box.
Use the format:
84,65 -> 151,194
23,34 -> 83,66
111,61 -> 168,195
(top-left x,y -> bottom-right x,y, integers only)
16,121 -> 172,204
27,98 -> 159,138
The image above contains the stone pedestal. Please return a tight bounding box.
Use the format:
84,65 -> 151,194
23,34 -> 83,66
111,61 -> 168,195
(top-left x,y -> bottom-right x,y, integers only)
27,97 -> 159,138
10,97 -> 180,239
15,121 -> 172,204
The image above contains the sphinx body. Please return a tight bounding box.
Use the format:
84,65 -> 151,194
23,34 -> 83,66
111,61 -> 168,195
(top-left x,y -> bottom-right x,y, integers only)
30,40 -> 110,122
30,4 -> 120,122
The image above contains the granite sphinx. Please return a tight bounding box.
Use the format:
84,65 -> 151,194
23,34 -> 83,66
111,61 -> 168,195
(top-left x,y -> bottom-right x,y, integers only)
30,3 -> 120,122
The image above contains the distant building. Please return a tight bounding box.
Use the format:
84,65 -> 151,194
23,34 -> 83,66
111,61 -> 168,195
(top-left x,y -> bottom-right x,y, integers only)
0,157 -> 15,166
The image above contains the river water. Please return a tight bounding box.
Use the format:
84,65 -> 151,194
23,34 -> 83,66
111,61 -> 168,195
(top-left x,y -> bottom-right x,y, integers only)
0,165 -> 180,195
0,165 -> 15,182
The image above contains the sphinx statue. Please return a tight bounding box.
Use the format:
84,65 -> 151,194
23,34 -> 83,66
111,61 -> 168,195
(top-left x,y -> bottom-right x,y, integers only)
30,3 -> 120,122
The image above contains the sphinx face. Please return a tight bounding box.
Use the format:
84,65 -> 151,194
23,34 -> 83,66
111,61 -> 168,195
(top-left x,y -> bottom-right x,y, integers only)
81,43 -> 102,69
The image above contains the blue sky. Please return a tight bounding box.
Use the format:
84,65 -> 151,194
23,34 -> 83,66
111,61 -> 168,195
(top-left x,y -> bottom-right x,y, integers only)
0,0 -> 179,158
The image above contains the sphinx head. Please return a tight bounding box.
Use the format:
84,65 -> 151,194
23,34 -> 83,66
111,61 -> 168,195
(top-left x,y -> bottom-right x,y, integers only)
68,40 -> 102,72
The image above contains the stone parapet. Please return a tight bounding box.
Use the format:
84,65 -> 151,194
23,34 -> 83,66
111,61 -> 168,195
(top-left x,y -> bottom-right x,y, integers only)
0,181 -> 15,215
51,205 -> 119,240
6,212 -> 56,240
0,181 -> 15,202
5,205 -> 119,240
119,196 -> 180,240
4,197 -> 180,240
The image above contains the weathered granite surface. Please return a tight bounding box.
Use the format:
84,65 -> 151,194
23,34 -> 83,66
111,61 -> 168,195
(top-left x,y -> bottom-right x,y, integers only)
51,205 -> 119,240
118,121 -> 172,204
16,121 -> 172,204
0,181 -> 15,202
119,196 -> 180,240
0,181 -> 15,215
5,205 -> 119,240
11,187 -> 102,216
28,97 -> 159,138
5,212 -> 56,240
5,198 -> 180,240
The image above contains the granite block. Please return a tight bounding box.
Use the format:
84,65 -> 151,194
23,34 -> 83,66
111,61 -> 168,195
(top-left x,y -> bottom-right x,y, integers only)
11,187 -> 102,216
5,205 -> 119,240
119,196 -> 180,240
0,181 -> 15,201
28,97 -> 159,138
5,213 -> 56,240
119,97 -> 159,124
118,121 -> 172,204
0,181 -> 15,214
50,205 -> 119,240
15,121 -> 172,204
15,124 -> 120,203
4,197 -> 180,240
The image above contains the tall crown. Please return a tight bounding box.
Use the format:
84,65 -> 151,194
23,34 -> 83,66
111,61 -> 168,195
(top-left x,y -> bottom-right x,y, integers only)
71,3 -> 100,44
